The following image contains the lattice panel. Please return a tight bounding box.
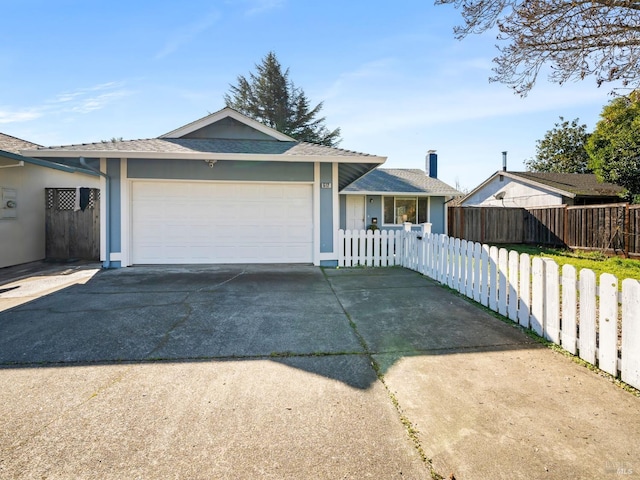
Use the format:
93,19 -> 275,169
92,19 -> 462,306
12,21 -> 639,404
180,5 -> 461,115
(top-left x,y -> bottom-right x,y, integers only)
46,188 -> 99,210
58,190 -> 76,210
46,189 -> 55,209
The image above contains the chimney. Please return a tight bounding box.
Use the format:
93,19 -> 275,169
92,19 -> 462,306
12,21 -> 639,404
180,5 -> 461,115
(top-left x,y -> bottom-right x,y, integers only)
426,150 -> 438,179
502,151 -> 508,171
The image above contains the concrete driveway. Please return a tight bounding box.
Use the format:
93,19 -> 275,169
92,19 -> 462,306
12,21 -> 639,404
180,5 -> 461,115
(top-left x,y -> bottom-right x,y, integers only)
0,265 -> 639,479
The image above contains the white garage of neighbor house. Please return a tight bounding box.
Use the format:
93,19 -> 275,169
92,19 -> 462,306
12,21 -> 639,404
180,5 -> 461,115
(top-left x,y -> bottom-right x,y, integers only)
24,108 -> 385,267
0,133 -> 99,268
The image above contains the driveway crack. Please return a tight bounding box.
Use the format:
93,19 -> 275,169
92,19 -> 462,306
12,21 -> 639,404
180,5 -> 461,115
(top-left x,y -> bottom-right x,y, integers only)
321,269 -> 442,479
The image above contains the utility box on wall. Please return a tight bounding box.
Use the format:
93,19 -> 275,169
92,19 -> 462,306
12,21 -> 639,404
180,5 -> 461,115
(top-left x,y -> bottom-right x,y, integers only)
1,188 -> 18,219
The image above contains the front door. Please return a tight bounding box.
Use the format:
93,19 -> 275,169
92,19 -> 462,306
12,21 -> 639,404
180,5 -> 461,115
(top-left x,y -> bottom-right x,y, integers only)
346,195 -> 366,231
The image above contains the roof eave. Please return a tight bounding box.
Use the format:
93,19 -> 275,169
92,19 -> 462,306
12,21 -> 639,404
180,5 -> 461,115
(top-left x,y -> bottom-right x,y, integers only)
341,190 -> 460,196
23,149 -> 385,164
1,149 -> 98,176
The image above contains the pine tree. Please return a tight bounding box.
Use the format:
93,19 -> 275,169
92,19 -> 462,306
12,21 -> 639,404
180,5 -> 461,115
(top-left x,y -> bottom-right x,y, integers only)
224,52 -> 341,146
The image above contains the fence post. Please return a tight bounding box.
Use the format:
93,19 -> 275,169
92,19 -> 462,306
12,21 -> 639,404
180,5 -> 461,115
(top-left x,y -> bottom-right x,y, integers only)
563,204 -> 568,247
625,203 -> 630,257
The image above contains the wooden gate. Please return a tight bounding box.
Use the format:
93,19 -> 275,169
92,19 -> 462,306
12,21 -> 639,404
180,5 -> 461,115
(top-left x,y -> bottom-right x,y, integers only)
45,188 -> 100,261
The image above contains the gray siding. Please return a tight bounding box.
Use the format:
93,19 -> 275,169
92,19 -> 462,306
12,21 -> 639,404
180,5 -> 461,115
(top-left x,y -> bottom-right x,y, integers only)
107,158 -> 121,253
319,163 -> 334,253
182,117 -> 275,140
429,196 -> 445,234
127,159 -> 314,182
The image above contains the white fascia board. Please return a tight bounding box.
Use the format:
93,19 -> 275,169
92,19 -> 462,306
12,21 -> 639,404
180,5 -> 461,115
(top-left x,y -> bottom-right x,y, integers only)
502,172 -> 576,198
158,107 -> 296,142
24,149 -> 386,164
340,191 -> 444,196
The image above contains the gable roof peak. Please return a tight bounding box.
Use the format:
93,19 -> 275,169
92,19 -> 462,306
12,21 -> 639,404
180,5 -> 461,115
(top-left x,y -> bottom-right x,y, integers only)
158,106 -> 296,142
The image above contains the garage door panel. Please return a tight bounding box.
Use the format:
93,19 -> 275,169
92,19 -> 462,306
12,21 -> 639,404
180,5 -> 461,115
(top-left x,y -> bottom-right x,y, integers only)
132,182 -> 313,264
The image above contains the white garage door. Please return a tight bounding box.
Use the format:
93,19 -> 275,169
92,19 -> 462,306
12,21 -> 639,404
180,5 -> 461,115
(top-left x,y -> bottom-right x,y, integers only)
131,181 -> 313,264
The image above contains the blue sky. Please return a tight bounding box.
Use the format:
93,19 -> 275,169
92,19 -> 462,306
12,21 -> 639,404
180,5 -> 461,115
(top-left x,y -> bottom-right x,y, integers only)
0,0 -> 618,191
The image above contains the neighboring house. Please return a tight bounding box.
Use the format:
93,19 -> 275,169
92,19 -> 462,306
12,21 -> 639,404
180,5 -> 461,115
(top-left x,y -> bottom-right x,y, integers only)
0,133 -> 99,268
459,171 -> 624,208
24,107 -> 385,267
340,151 -> 461,235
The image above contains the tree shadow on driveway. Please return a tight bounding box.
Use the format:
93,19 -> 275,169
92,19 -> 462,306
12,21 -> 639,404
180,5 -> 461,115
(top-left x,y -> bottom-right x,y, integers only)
0,264 -> 539,389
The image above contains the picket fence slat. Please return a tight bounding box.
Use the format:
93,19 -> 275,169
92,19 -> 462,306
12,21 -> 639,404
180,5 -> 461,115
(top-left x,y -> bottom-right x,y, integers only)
561,264 -> 577,355
464,242 -> 473,298
579,269 -> 597,365
531,257 -> 544,336
599,273 -> 618,376
621,279 -> 640,387
498,248 -> 508,316
480,245 -> 490,308
544,260 -> 560,344
518,253 -> 531,328
337,229 -> 640,390
489,246 -> 499,312
473,243 -> 482,302
508,250 -> 519,321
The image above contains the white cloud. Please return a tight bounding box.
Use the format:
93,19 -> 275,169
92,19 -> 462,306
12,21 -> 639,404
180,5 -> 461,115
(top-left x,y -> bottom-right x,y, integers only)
0,82 -> 132,126
0,108 -> 42,124
70,91 -> 131,114
243,0 -> 285,16
155,12 -> 221,59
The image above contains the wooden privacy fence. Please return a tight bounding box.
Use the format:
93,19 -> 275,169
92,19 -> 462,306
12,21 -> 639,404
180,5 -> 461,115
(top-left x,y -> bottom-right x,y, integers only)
338,228 -> 640,390
448,204 -> 640,257
45,188 -> 100,261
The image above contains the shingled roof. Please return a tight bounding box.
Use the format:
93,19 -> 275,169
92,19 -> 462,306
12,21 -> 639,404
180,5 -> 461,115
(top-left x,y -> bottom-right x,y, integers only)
34,137 -> 375,158
343,168 -> 461,196
0,132 -> 41,154
507,172 -> 624,197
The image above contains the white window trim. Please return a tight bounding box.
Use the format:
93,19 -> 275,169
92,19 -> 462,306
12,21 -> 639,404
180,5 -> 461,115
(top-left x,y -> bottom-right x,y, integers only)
382,195 -> 429,226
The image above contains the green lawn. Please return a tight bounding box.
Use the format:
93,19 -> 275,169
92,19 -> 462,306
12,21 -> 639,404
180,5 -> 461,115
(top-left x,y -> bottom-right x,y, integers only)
496,244 -> 640,283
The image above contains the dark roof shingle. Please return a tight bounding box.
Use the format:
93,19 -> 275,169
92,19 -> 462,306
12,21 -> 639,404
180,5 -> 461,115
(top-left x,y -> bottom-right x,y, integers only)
509,172 -> 624,197
344,168 -> 461,195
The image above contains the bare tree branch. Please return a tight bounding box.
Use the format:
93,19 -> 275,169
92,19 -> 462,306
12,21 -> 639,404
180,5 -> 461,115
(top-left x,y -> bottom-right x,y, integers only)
436,0 -> 640,94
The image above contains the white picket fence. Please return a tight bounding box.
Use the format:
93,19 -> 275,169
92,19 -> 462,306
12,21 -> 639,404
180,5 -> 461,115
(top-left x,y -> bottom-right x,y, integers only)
338,229 -> 640,390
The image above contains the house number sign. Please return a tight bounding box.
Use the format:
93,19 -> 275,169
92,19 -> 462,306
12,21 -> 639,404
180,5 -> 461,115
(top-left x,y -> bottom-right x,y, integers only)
321,182 -> 332,189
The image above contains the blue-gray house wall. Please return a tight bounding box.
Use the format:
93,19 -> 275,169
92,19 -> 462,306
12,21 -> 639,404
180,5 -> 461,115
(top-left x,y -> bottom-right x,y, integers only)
319,163 -> 333,254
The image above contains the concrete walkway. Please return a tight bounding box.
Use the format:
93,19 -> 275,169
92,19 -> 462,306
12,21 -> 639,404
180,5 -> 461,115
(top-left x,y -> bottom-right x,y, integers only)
0,265 -> 638,479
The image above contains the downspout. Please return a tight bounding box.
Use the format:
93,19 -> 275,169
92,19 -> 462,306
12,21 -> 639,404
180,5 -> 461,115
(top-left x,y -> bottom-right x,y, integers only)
79,157 -> 111,269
